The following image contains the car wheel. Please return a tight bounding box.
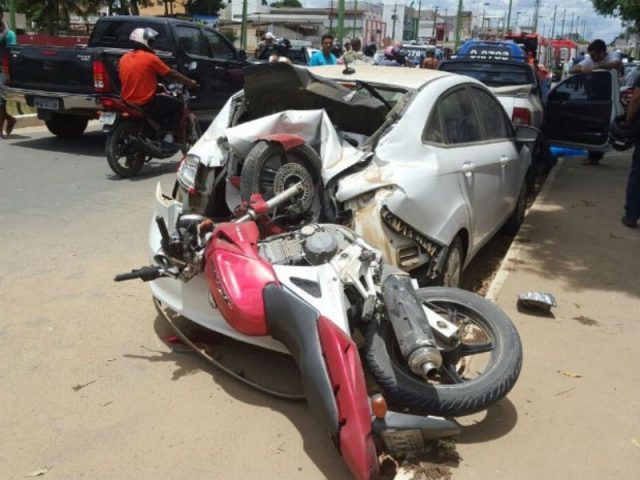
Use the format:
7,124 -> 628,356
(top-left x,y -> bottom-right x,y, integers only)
437,237 -> 464,288
503,180 -> 528,235
45,114 -> 89,137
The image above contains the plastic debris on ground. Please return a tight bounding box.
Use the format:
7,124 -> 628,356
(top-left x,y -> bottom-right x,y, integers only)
517,292 -> 557,313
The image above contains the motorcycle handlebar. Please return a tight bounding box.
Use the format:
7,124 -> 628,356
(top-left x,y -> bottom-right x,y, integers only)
114,266 -> 164,282
235,182 -> 304,223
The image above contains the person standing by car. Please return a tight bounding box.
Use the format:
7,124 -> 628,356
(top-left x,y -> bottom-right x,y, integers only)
421,50 -> 439,69
268,38 -> 293,64
0,13 -> 17,137
255,32 -> 275,59
570,39 -> 624,165
622,74 -> 640,228
571,41 -> 623,164
119,27 -> 196,145
309,34 -> 337,66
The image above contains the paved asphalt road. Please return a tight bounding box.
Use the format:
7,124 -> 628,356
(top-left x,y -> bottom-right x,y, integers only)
0,126 -> 357,480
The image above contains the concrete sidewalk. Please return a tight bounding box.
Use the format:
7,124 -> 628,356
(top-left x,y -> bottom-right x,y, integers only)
450,151 -> 640,479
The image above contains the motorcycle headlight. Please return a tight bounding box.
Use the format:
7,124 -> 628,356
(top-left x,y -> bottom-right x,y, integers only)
178,154 -> 201,191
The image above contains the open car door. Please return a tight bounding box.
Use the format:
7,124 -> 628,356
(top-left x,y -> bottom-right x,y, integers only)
544,70 -> 623,151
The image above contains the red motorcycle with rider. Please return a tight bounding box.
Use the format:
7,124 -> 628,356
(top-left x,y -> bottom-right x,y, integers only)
100,27 -> 201,178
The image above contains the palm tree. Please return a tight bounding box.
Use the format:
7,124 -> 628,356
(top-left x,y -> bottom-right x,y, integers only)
17,0 -> 100,35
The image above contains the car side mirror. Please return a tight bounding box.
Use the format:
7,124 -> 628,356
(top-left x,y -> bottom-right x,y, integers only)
238,49 -> 247,61
515,125 -> 539,144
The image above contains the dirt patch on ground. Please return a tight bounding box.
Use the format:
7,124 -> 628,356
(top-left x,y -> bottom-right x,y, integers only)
572,315 -> 600,327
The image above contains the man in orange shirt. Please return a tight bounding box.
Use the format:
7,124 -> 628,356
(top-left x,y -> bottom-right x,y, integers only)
119,28 -> 196,144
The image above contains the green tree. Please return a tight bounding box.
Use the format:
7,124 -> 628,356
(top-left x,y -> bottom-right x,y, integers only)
184,0 -> 225,15
271,0 -> 302,7
591,0 -> 640,27
17,0 -> 100,35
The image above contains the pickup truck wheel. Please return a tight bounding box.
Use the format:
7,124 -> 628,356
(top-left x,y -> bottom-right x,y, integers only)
106,121 -> 146,178
44,114 -> 89,137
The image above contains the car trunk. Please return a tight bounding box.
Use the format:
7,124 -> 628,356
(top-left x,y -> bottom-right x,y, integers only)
242,63 -> 388,136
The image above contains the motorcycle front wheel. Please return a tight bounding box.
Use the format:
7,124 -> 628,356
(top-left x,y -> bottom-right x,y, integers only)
364,287 -> 522,417
106,120 -> 146,178
181,114 -> 202,155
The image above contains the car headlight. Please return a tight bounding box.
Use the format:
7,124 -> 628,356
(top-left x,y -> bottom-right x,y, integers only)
178,154 -> 201,191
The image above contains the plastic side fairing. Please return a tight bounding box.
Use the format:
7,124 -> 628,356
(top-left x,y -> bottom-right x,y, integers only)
148,183 -> 288,353
205,222 -> 277,336
317,316 -> 379,480
263,284 -> 340,435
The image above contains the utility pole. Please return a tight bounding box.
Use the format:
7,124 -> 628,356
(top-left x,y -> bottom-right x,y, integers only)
241,0 -> 248,50
550,3 -> 557,39
454,0 -> 463,51
415,0 -> 422,41
560,8 -> 566,38
353,0 -> 358,37
444,8 -> 448,41
506,0 -> 513,33
433,5 -> 439,46
8,0 -> 16,30
569,12 -> 574,40
481,4 -> 486,39
391,3 -> 398,41
329,0 -> 334,33
533,0 -> 540,33
337,0 -> 345,43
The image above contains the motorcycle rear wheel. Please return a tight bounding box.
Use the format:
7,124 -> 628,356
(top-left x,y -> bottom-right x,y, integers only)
106,120 -> 146,178
364,287 -> 522,417
240,140 -> 323,222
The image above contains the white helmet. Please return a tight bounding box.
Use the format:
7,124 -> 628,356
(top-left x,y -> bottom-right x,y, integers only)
129,27 -> 159,49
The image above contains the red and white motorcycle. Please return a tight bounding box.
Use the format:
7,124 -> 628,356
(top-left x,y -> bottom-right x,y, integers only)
116,182 -> 522,480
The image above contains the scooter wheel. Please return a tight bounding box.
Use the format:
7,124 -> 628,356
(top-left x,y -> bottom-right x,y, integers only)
364,287 -> 522,417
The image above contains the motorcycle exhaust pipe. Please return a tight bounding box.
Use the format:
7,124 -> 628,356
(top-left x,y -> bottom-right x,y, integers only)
381,267 -> 442,379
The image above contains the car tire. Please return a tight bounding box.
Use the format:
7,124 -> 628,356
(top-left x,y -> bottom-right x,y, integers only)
45,114 -> 89,137
503,179 -> 528,235
363,287 -> 523,417
436,236 -> 464,288
533,134 -> 554,176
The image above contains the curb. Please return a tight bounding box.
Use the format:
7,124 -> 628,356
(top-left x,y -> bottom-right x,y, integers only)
392,159 -> 565,480
483,158 -> 564,302
12,114 -> 43,130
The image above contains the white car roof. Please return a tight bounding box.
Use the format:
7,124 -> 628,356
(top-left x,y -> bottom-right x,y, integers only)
308,65 -> 452,90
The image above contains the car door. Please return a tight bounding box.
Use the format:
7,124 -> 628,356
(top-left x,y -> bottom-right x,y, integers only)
544,70 -> 622,150
201,28 -> 246,118
174,24 -> 213,114
470,85 -> 523,221
424,86 -> 506,252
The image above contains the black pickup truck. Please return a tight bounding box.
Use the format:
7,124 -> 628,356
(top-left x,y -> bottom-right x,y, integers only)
3,16 -> 248,137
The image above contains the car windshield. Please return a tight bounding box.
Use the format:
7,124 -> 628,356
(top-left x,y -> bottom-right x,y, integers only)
439,61 -> 534,87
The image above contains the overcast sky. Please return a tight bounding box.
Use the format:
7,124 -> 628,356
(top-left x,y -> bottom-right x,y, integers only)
303,0 -> 624,43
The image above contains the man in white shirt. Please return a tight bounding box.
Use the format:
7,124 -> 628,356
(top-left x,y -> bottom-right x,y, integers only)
570,39 -> 623,165
570,39 -> 622,74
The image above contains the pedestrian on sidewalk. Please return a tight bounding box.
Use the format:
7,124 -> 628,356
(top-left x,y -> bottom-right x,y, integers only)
622,74 -> 640,228
570,39 -> 623,166
0,12 -> 17,138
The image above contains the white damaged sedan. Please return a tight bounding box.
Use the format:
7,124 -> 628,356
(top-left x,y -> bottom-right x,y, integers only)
170,63 -> 537,287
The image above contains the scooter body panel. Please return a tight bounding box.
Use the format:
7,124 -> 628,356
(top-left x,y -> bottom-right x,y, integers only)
205,222 -> 277,336
317,316 -> 379,480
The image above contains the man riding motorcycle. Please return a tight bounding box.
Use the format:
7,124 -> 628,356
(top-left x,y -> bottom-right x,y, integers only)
119,27 -> 196,145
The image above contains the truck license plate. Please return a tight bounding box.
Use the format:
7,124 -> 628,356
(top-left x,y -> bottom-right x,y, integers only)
99,112 -> 117,125
33,96 -> 60,110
